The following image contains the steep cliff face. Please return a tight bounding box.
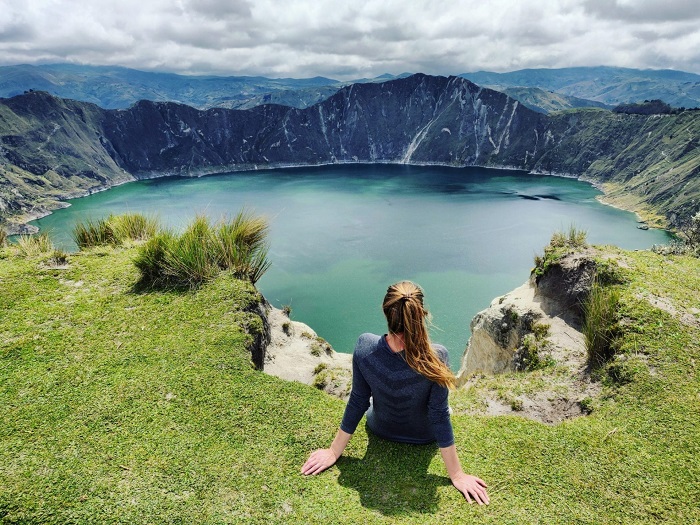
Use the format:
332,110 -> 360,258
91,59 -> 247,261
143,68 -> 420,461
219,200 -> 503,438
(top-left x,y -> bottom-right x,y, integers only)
100,74 -> 547,173
457,250 -> 597,379
1,74 -> 699,232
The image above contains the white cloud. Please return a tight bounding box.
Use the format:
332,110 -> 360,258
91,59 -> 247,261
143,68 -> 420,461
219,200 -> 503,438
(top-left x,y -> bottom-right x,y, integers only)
0,0 -> 698,78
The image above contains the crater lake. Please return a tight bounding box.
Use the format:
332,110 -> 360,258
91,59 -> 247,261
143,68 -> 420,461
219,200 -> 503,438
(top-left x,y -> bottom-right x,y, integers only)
30,164 -> 670,368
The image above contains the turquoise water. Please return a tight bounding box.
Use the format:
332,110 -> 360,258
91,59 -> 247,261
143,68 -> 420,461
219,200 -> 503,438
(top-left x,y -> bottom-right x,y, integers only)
31,164 -> 670,367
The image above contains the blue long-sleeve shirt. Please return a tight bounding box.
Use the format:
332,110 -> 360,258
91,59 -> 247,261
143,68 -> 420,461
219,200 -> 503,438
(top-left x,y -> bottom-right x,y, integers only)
340,333 -> 455,448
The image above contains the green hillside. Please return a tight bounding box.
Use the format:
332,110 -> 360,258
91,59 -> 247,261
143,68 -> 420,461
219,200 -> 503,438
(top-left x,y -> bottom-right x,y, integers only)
1,238 -> 699,523
461,66 -> 700,108
0,64 -> 340,110
538,108 -> 700,228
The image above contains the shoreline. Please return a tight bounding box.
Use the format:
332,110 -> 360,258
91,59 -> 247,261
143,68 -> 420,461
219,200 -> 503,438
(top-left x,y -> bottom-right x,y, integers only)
7,160 -> 648,234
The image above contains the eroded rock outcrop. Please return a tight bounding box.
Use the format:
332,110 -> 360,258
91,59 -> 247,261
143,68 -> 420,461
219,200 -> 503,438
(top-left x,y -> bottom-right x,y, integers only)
455,249 -> 607,423
457,250 -> 598,381
262,306 -> 352,399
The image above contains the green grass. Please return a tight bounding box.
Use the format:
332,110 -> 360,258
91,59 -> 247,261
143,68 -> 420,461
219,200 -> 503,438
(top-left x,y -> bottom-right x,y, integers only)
1,245 -> 699,523
72,213 -> 159,249
108,213 -> 159,242
72,216 -> 118,248
15,232 -> 54,256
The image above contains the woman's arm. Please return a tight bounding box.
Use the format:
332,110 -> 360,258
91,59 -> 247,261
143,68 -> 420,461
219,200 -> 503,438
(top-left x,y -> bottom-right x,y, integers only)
439,444 -> 490,505
301,428 -> 352,475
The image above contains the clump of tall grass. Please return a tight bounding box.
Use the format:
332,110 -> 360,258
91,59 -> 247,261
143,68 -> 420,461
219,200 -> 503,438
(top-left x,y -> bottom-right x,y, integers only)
215,211 -> 271,282
550,225 -> 588,249
109,213 -> 159,242
161,215 -> 220,288
17,232 -> 54,256
73,213 -> 159,249
72,217 -> 117,249
533,226 -> 588,277
0,227 -> 7,247
583,279 -> 621,367
134,212 -> 271,289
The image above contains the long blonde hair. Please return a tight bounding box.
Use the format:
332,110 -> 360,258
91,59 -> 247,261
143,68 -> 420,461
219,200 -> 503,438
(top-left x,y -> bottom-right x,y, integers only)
382,281 -> 455,389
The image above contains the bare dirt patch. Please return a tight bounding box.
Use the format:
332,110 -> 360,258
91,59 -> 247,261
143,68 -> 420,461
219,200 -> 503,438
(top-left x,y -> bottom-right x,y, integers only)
637,292 -> 700,328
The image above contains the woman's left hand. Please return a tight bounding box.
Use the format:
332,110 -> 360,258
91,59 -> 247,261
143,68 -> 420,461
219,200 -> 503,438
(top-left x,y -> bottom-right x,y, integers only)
451,472 -> 490,505
301,448 -> 337,475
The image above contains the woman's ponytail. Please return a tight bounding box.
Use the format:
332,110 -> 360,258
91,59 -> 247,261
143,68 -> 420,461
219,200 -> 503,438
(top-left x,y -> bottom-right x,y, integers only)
383,281 -> 455,389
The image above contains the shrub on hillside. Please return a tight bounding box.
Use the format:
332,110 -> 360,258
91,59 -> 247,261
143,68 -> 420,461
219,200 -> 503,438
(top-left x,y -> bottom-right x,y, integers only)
612,99 -> 673,115
652,211 -> 700,258
134,212 -> 271,289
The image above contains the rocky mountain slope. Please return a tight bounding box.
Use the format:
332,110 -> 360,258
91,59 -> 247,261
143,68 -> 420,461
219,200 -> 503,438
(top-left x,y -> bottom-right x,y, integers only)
501,87 -> 610,114
1,74 -> 698,233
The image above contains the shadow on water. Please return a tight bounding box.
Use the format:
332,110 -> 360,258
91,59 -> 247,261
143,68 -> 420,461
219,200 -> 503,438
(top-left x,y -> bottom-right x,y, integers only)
336,431 -> 450,516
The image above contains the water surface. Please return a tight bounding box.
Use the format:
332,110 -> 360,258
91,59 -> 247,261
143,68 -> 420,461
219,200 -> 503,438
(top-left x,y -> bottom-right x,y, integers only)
32,165 -> 670,367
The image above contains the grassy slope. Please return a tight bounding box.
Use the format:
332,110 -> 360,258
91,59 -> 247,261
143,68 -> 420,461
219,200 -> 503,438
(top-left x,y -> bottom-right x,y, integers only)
541,109 -> 700,228
1,245 -> 699,524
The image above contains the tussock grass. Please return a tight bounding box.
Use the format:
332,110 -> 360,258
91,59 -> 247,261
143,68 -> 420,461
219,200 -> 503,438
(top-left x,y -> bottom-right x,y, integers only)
72,217 -> 117,248
134,212 -> 271,289
16,232 -> 54,256
161,215 -> 220,288
0,226 -> 7,247
549,225 -> 588,249
583,279 -> 621,366
108,213 -> 159,242
533,226 -> 588,277
72,213 -> 159,249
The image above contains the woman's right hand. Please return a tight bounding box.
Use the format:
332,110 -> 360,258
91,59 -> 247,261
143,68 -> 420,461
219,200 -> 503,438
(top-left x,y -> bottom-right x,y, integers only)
301,448 -> 337,475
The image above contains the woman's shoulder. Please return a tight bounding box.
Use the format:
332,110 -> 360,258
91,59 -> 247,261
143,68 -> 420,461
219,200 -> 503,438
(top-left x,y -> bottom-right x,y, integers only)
354,333 -> 382,358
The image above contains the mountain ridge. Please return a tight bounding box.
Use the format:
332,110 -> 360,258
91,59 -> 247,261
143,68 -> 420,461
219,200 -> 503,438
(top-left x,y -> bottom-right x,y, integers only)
4,63 -> 699,113
1,74 -> 698,233
461,66 -> 700,108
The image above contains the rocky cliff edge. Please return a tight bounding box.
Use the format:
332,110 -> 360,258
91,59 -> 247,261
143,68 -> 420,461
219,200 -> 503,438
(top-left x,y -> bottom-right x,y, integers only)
455,248 -> 611,423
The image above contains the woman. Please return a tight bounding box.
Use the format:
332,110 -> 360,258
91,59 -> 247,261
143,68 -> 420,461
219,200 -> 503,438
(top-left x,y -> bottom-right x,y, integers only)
301,281 -> 490,505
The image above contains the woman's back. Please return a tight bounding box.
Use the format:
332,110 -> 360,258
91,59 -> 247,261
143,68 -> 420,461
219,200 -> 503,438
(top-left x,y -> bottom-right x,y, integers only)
340,333 -> 454,447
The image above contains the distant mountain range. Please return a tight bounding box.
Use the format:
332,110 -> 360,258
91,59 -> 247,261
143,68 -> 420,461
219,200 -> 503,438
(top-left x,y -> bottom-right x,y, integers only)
2,64 -> 699,114
460,66 -> 700,109
1,74 -> 698,234
0,63 -> 340,110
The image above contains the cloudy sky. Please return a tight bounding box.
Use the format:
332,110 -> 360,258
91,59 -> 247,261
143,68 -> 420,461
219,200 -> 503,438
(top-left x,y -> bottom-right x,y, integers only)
1,0 -> 699,79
